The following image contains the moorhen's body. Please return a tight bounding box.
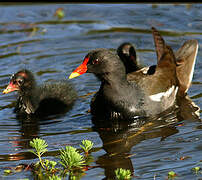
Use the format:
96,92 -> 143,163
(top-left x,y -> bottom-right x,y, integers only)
3,69 -> 77,116
69,27 -> 179,120
118,33 -> 198,97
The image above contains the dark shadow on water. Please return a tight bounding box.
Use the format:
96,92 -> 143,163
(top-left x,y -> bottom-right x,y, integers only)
0,100 -> 75,162
91,95 -> 200,180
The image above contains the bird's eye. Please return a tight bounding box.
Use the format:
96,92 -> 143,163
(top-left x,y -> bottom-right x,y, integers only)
10,74 -> 15,80
92,58 -> 99,65
17,79 -> 24,85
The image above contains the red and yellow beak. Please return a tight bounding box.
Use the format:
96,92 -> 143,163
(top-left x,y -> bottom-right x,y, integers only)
69,57 -> 89,79
3,82 -> 19,94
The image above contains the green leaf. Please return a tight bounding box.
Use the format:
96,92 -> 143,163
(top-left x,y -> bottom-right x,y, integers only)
59,146 -> 85,169
80,140 -> 93,153
29,138 -> 48,157
4,169 -> 12,174
168,171 -> 177,179
49,174 -> 62,180
192,166 -> 201,174
54,8 -> 65,19
115,168 -> 131,180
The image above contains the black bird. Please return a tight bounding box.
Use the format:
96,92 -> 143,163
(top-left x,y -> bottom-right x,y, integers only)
117,32 -> 198,97
69,27 -> 179,120
117,42 -> 142,73
3,69 -> 77,116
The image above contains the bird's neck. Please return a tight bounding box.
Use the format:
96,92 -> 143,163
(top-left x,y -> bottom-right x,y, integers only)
18,85 -> 40,114
100,71 -> 128,89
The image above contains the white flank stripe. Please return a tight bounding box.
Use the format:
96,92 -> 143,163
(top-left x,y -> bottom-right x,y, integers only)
149,86 -> 178,102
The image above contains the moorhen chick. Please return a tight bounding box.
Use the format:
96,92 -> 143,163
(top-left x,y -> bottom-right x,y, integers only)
3,69 -> 77,116
117,42 -> 157,75
117,42 -> 142,73
69,27 -> 179,120
117,32 -> 198,96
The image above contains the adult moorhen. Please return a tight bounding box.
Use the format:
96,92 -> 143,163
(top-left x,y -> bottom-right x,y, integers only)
117,32 -> 198,97
3,69 -> 77,116
69,27 -> 179,120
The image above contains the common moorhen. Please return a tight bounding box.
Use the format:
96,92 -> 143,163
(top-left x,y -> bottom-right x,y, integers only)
117,42 -> 142,73
3,69 -> 77,116
118,32 -> 198,96
69,27 -> 179,119
117,42 -> 157,75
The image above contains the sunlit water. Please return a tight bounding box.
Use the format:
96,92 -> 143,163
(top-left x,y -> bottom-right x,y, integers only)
0,4 -> 201,180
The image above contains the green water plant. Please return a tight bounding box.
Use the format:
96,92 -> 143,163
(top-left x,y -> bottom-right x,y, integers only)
115,168 -> 132,180
4,169 -> 12,175
48,174 -> 62,180
59,146 -> 85,170
27,138 -> 94,179
29,138 -> 48,169
192,166 -> 201,174
80,140 -> 94,156
54,8 -> 65,19
168,171 -> 177,179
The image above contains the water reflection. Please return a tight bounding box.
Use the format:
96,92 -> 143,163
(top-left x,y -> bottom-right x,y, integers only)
92,95 -> 200,179
0,4 -> 201,179
0,102 -> 73,162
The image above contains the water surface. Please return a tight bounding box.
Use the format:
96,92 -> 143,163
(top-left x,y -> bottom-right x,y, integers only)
0,4 -> 201,180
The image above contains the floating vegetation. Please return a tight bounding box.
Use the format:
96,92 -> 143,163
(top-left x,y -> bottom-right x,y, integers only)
115,168 -> 132,180
54,8 -> 65,19
168,171 -> 177,179
4,138 -> 95,179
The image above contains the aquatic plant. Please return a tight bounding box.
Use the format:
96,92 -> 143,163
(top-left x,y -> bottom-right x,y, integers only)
29,138 -> 48,169
192,166 -> 201,174
54,8 -> 65,19
79,139 -> 94,156
6,138 -> 197,180
115,168 -> 132,180
168,171 -> 177,179
59,146 -> 85,170
48,174 -> 62,180
29,138 -> 93,179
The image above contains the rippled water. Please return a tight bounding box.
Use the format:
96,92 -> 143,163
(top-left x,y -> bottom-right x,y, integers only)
0,4 -> 201,180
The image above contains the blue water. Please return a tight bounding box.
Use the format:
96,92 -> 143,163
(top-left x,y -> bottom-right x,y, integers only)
0,4 -> 201,180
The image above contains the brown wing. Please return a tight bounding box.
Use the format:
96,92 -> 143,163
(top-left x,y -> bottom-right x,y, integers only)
127,27 -> 178,95
151,27 -> 176,69
152,26 -> 165,62
175,39 -> 198,96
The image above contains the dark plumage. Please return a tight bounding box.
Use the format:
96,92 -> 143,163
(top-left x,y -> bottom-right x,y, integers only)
69,27 -> 179,120
117,42 -> 142,73
117,32 -> 198,96
117,42 -> 157,75
3,69 -> 77,116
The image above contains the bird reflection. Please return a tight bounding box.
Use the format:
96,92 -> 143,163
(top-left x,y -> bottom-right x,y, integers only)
1,102 -> 72,162
1,94 -> 200,179
92,95 -> 200,179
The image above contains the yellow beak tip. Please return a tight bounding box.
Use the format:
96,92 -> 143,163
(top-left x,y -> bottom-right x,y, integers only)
3,89 -> 8,94
68,72 -> 80,79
